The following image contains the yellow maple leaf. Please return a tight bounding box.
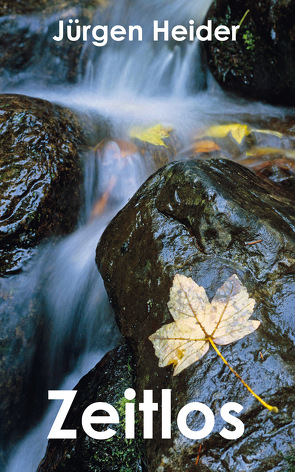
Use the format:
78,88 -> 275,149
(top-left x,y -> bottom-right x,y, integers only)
129,124 -> 173,148
149,274 -> 278,412
199,124 -> 250,144
198,124 -> 283,145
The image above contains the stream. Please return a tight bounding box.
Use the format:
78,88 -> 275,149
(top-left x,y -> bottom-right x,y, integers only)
1,0 -> 291,470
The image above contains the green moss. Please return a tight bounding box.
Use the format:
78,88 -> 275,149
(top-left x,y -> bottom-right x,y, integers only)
284,451 -> 295,472
243,31 -> 255,51
206,4 -> 260,84
89,394 -> 144,472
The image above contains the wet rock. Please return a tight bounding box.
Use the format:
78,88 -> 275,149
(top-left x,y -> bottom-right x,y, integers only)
205,0 -> 295,106
245,157 -> 295,196
97,158 -> 295,471
0,236 -> 120,469
38,343 -> 146,472
0,274 -> 46,469
0,92 -> 114,465
0,0 -> 106,16
0,1 -> 108,87
131,131 -> 182,174
0,93 -> 85,275
0,92 -> 114,467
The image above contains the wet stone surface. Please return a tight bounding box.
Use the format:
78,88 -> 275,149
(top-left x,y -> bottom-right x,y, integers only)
97,158 -> 295,471
37,344 -> 146,472
0,0 -> 108,87
205,0 -> 295,106
0,94 -> 83,275
131,131 -> 182,175
0,0 -> 106,16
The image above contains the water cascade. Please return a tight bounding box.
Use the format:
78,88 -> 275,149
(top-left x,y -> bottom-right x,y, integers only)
79,0 -> 211,96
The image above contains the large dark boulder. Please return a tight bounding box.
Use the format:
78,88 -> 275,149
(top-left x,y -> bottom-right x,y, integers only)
205,0 -> 295,106
97,158 -> 295,471
0,93 -> 84,275
38,344 -> 146,472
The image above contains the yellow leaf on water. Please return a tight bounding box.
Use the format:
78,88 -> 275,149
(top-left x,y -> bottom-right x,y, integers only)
198,124 -> 284,146
199,124 -> 251,144
129,124 -> 173,148
149,274 -> 278,412
251,129 -> 284,139
245,146 -> 295,159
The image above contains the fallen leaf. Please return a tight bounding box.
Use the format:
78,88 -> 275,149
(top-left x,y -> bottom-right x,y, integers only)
149,274 -> 278,412
193,140 -> 221,153
198,124 -> 250,144
129,124 -> 173,148
245,146 -> 295,159
251,129 -> 284,139
115,139 -> 138,158
198,124 -> 284,146
149,274 -> 257,374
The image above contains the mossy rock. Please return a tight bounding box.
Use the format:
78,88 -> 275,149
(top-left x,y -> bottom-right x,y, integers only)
38,344 -> 146,472
205,0 -> 295,105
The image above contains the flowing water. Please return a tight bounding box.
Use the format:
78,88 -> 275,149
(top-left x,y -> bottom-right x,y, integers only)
5,351 -> 105,472
1,0 -> 290,470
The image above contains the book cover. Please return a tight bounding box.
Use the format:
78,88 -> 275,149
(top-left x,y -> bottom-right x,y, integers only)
0,0 -> 294,471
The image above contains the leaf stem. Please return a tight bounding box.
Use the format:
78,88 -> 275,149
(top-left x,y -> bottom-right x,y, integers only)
239,9 -> 250,28
208,338 -> 278,413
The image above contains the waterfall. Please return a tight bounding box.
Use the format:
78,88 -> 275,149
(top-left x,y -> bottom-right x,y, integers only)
5,352 -> 106,472
79,0 -> 212,96
2,140 -> 146,471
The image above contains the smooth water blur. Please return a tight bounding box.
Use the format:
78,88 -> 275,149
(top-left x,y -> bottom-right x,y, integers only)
39,146 -> 146,377
5,351 -> 105,472
80,0 -> 212,96
1,141 -> 146,471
